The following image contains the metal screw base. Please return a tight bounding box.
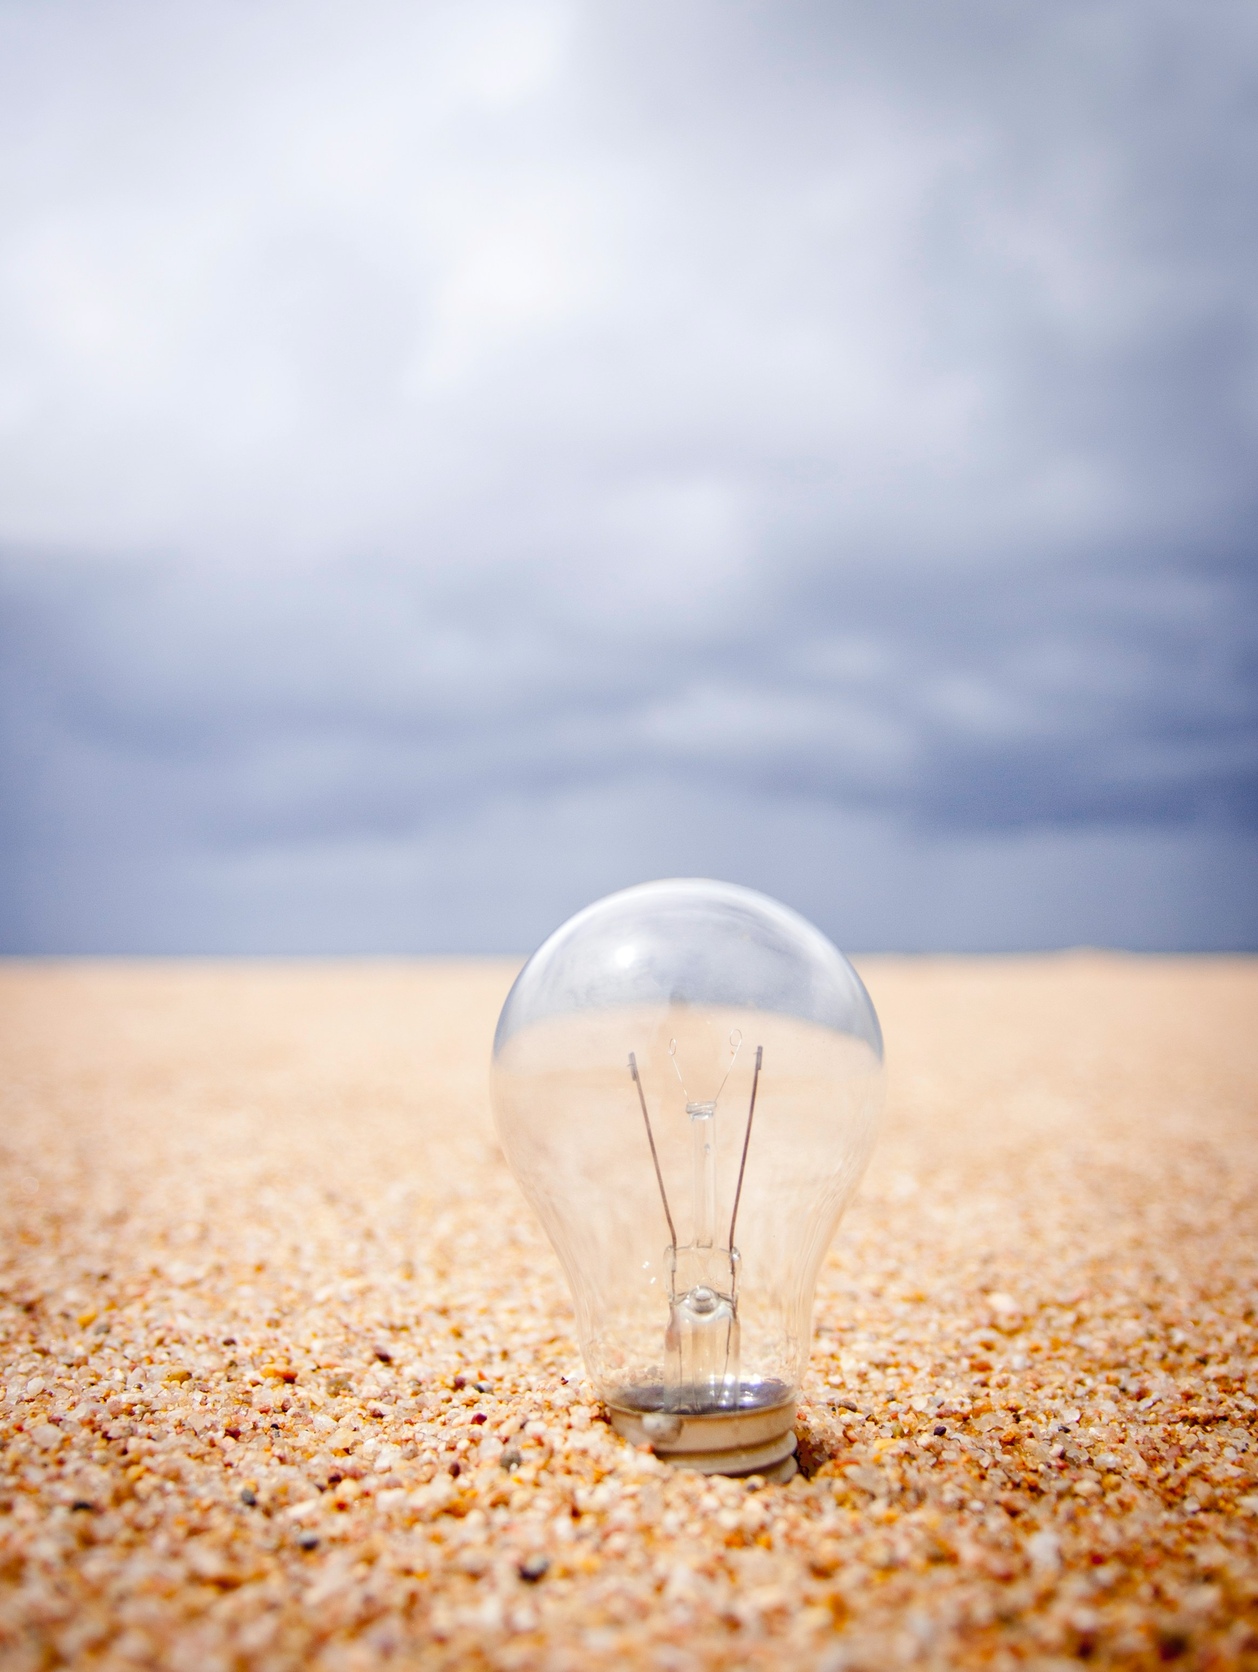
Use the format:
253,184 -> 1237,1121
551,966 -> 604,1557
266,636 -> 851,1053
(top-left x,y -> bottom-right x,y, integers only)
607,1398 -> 797,1479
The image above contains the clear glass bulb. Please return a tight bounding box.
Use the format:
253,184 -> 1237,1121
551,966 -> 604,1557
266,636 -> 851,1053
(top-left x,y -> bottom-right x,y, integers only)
491,878 -> 884,1478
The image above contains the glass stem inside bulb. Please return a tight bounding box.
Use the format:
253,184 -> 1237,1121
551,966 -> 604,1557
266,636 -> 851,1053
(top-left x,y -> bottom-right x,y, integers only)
665,1100 -> 739,1410
689,1101 -> 717,1248
670,1267 -> 738,1409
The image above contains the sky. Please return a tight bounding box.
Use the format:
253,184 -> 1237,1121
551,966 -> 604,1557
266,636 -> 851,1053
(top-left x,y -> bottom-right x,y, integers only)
1,0 -> 1255,954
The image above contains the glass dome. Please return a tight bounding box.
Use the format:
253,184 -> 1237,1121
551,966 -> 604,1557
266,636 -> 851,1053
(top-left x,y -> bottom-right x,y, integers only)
491,878 -> 883,1475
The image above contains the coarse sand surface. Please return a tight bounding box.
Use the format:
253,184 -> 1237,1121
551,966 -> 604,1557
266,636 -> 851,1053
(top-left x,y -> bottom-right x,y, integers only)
2,955 -> 1257,1670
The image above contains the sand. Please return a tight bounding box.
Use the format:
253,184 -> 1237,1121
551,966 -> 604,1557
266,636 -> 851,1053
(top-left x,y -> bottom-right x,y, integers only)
2,954 -> 1257,1670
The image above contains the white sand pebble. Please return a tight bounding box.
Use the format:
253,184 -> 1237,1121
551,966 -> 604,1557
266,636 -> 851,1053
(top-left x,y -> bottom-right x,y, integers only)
284,1499 -> 323,1521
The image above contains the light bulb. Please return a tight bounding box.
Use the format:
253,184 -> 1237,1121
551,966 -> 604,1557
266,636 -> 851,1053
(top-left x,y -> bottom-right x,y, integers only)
491,878 -> 884,1479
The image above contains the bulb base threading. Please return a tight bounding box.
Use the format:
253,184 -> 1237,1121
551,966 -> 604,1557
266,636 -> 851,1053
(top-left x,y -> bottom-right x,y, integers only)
606,1398 -> 797,1480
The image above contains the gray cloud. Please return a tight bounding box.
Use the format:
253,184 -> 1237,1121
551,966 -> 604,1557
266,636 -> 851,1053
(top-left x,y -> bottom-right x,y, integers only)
1,0 -> 1255,952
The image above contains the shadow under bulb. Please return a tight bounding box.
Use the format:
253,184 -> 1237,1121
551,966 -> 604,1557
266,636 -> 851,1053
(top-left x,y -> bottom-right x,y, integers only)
491,878 -> 884,1480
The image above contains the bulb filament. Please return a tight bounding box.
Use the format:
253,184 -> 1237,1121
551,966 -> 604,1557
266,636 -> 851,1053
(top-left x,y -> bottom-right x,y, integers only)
628,1041 -> 763,1413
628,1052 -> 677,1250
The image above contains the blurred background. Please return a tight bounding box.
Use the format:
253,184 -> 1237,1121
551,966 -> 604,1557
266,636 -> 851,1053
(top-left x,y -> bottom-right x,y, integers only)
0,0 -> 1255,955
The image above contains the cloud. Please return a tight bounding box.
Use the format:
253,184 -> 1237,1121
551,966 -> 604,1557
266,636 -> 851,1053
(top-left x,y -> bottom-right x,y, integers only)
0,0 -> 1255,950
